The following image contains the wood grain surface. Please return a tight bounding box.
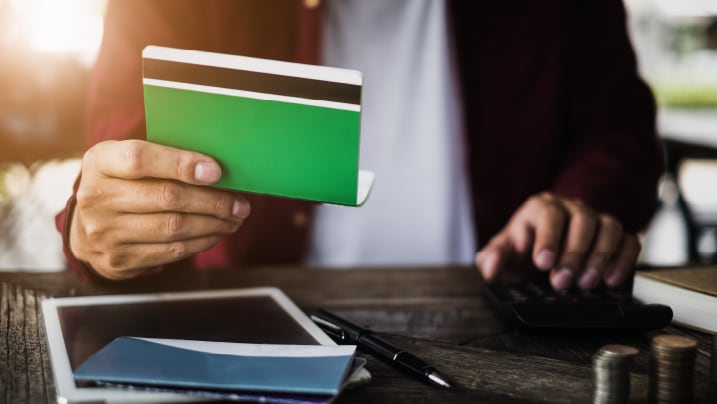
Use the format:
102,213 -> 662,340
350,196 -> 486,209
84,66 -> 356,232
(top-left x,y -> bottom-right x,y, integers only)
0,266 -> 714,403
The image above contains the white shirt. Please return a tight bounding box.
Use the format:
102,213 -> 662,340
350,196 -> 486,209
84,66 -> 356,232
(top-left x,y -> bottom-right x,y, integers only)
307,0 -> 476,267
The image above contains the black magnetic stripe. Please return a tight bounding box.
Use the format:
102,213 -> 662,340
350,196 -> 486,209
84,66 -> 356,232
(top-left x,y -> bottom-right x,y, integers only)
143,58 -> 361,105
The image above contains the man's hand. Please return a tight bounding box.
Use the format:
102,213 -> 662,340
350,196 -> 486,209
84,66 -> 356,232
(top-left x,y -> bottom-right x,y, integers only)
69,140 -> 250,280
476,192 -> 640,290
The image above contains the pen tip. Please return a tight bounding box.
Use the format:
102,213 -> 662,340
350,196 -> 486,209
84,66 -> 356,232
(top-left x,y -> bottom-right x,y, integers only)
427,372 -> 451,388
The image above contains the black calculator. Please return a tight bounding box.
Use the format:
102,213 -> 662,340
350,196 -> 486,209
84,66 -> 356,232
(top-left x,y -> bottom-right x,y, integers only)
481,275 -> 673,331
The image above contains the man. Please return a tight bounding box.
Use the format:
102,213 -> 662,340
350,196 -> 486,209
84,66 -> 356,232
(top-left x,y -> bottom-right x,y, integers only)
56,0 -> 662,291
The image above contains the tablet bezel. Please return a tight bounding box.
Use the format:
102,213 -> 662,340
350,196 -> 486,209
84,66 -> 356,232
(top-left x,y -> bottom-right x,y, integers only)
42,287 -> 334,404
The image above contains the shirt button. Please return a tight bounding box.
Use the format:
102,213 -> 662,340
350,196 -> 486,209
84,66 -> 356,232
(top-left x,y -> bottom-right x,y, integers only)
292,210 -> 308,228
303,0 -> 321,9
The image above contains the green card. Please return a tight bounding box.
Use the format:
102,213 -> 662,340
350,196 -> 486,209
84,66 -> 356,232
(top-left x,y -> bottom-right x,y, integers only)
142,46 -> 374,206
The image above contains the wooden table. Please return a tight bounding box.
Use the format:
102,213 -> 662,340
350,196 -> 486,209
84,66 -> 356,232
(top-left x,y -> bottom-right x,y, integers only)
0,266 -> 714,403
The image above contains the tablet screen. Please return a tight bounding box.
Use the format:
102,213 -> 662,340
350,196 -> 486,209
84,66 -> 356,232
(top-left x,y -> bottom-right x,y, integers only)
58,295 -> 318,371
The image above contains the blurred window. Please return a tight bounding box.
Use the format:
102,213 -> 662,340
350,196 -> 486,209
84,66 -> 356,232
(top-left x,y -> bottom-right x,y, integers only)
0,0 -> 106,164
626,0 -> 717,265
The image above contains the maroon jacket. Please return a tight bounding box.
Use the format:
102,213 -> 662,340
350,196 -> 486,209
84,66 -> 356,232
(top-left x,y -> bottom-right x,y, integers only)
56,0 -> 663,278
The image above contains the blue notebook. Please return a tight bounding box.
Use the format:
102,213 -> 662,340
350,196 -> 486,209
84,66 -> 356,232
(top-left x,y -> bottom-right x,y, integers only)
74,337 -> 357,397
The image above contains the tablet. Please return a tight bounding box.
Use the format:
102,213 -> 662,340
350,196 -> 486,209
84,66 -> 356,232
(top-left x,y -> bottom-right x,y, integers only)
42,287 -> 335,404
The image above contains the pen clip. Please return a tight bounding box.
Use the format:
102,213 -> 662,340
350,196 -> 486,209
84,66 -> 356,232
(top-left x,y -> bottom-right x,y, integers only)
310,314 -> 346,342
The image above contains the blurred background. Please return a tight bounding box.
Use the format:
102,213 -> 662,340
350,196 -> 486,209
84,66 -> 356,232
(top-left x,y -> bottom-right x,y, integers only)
0,0 -> 104,163
624,0 -> 717,266
0,0 -> 103,269
0,0 -> 716,270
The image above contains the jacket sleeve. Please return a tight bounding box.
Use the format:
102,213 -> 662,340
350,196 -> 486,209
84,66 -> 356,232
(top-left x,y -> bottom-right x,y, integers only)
550,0 -> 663,232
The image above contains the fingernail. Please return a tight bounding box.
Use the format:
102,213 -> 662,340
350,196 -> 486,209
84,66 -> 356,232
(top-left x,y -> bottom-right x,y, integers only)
478,253 -> 491,278
606,268 -> 624,287
194,162 -> 221,183
535,250 -> 555,270
578,268 -> 600,290
553,268 -> 573,290
232,200 -> 250,219
475,251 -> 484,268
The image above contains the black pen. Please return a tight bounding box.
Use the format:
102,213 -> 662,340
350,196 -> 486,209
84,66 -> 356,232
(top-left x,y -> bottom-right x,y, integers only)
311,309 -> 451,388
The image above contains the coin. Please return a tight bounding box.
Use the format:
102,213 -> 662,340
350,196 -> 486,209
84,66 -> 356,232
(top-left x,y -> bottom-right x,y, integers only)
600,344 -> 639,357
649,334 -> 697,404
592,344 -> 637,404
652,335 -> 698,350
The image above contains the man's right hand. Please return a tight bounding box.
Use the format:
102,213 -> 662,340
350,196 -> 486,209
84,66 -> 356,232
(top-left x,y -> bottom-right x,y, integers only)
69,140 -> 250,280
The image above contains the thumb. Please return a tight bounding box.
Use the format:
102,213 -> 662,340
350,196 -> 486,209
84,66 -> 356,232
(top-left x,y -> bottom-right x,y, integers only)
91,140 -> 222,185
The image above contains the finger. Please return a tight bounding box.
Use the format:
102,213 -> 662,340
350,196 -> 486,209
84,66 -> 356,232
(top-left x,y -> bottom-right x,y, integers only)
117,212 -> 242,244
89,140 -> 222,185
476,234 -> 514,281
556,199 -> 598,283
91,235 -> 222,280
94,264 -> 163,281
549,267 -> 573,291
578,214 -> 623,289
526,194 -> 567,271
604,234 -> 640,287
100,178 -> 250,220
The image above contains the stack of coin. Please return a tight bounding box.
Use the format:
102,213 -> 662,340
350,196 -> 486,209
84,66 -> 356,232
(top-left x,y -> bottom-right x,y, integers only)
649,334 -> 698,403
592,344 -> 638,404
